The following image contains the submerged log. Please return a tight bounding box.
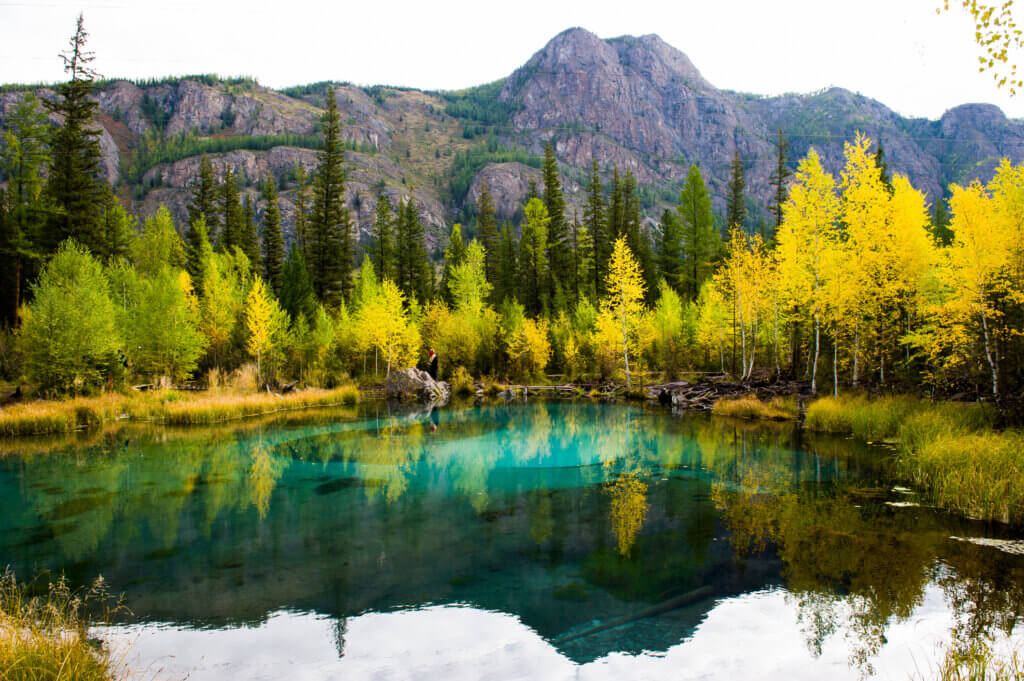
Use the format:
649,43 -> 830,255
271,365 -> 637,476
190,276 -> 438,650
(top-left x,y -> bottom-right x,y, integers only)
556,585 -> 715,644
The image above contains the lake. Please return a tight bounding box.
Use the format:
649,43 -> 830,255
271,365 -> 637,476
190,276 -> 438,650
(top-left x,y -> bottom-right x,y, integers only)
1,400 -> 1022,680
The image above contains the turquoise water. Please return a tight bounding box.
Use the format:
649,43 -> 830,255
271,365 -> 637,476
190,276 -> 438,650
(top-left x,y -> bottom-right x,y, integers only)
1,400 -> 1023,679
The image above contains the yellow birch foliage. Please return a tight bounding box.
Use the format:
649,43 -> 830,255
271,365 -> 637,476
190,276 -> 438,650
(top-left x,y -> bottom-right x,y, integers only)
356,278 -> 420,377
600,236 -> 647,387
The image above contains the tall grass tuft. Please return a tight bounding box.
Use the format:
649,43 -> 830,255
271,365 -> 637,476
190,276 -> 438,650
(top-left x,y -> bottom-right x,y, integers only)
0,570 -> 126,681
804,393 -> 1024,524
926,639 -> 1024,681
713,394 -> 799,421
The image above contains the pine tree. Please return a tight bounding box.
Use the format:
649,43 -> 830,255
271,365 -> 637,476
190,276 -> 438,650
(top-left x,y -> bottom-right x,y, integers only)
185,216 -> 211,296
240,193 -> 259,268
585,161 -> 608,298
769,128 -> 791,235
542,141 -> 570,305
188,155 -> 219,239
370,194 -> 395,282
0,93 -> 49,324
310,85 -> 352,305
261,175 -> 284,295
875,139 -> 893,194
440,223 -> 467,304
43,14 -> 106,256
519,197 -> 550,315
100,194 -> 133,263
219,167 -> 242,252
280,243 -> 316,323
658,208 -> 685,293
573,214 -> 595,302
727,149 -> 747,230
395,195 -> 431,302
292,163 -> 312,264
476,179 -> 499,287
677,165 -> 719,300
497,221 -> 519,304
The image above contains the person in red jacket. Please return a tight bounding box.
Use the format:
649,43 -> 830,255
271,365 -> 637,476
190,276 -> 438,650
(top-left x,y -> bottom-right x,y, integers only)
427,348 -> 438,380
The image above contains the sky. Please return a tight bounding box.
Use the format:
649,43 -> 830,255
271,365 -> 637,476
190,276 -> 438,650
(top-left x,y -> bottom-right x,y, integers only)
1,0 -> 1021,120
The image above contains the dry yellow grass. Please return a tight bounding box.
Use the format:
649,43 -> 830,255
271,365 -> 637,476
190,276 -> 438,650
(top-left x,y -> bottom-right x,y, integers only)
713,394 -> 800,421
0,386 -> 360,437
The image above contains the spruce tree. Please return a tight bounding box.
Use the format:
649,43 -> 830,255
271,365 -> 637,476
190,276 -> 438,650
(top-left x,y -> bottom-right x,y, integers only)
440,223 -> 467,304
280,243 -> 316,324
370,194 -> 395,281
677,165 -> 719,300
931,197 -> 955,246
658,208 -> 684,293
518,198 -> 550,315
241,193 -> 259,267
542,142 -> 570,305
584,161 -> 607,298
395,196 -> 431,302
188,155 -> 219,238
769,128 -> 791,235
476,179 -> 499,286
219,167 -> 243,253
727,149 -> 747,230
261,175 -> 284,295
875,139 -> 894,194
0,93 -> 49,324
497,222 -> 519,304
43,14 -> 106,256
100,194 -> 133,263
606,168 -> 624,242
292,163 -> 312,264
310,85 -> 352,305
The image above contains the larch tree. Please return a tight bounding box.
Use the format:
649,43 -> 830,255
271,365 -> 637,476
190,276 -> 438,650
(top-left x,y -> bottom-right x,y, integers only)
601,236 -> 647,389
776,149 -> 840,394
676,165 -> 719,301
245,275 -> 287,385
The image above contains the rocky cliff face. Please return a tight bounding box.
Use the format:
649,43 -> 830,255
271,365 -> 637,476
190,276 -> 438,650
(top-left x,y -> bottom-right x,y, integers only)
3,28 -> 1023,252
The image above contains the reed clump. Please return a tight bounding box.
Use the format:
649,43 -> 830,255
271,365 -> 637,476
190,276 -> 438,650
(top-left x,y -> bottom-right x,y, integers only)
805,393 -> 1024,523
0,386 -> 360,437
712,394 -> 799,421
0,570 -> 126,681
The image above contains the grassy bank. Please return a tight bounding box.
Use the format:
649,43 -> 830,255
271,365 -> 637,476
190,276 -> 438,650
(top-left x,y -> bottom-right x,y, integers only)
803,394 -> 1024,524
712,394 -> 800,421
0,386 -> 360,437
0,571 -> 124,681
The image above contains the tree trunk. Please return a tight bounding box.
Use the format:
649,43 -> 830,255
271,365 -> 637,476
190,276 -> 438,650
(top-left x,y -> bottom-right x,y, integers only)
811,309 -> 820,395
622,307 -> 631,389
852,328 -> 860,388
833,335 -> 839,397
980,298 -> 999,399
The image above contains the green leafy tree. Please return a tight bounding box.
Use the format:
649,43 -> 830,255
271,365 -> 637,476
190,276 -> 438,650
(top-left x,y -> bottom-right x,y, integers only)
131,206 -> 186,276
20,240 -> 119,394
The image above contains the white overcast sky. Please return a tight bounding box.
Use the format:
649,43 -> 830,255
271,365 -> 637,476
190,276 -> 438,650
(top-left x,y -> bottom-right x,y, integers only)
1,0 -> 1021,120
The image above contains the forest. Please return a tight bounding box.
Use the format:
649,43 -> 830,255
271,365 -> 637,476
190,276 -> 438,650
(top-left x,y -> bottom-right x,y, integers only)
1,17 -> 1023,428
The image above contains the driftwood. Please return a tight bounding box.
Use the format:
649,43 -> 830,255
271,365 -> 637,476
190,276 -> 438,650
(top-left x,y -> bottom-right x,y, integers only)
645,377 -> 812,412
556,585 -> 714,644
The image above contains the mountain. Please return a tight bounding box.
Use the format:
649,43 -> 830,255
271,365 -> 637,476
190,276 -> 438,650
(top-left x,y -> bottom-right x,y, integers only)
2,27 -> 1023,248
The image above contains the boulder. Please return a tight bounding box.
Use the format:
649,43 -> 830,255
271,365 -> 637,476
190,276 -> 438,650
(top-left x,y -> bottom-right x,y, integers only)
385,368 -> 450,405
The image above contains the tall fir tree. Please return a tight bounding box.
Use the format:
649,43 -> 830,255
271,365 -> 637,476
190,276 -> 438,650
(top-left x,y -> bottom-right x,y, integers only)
476,179 -> 499,287
219,167 -> 243,253
727,149 -> 747,230
292,163 -> 312,264
658,207 -> 685,293
769,128 -> 791,236
240,193 -> 259,268
930,196 -> 955,247
310,85 -> 352,305
261,175 -> 284,295
188,155 -> 219,238
542,141 -> 570,306
606,167 -> 624,242
440,223 -> 467,304
518,197 -> 550,315
497,221 -> 519,304
395,195 -> 431,302
0,93 -> 49,324
677,165 -> 719,300
43,14 -> 106,256
370,194 -> 395,281
584,161 -> 608,298
99,194 -> 133,263
874,139 -> 894,194
280,243 -> 316,324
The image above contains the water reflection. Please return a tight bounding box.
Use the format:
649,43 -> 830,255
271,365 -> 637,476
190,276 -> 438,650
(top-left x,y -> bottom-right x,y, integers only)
1,401 -> 1023,678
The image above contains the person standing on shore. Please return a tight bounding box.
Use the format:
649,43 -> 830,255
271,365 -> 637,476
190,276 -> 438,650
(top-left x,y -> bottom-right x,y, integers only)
427,349 -> 438,380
